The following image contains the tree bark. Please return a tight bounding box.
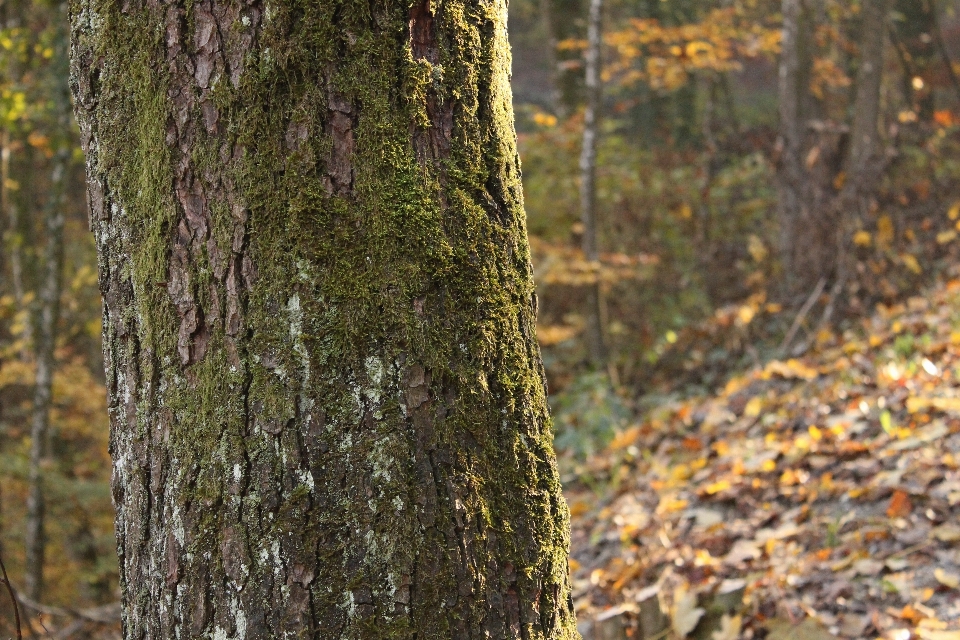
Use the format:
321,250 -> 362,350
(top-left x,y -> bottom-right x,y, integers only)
70,1 -> 578,638
776,0 -> 806,293
776,0 -> 860,297
578,0 -> 606,368
846,0 -> 891,191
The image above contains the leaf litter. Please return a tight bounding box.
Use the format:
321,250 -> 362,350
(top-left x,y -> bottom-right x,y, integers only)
567,278 -> 960,638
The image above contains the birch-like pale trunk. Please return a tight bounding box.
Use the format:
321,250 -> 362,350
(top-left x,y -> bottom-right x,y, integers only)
23,9 -> 70,601
579,0 -> 606,368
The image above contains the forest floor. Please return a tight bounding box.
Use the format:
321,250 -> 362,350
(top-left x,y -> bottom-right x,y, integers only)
567,277 -> 960,640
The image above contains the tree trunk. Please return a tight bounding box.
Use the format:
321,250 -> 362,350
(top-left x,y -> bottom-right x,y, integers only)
1,0 -> 33,357
24,7 -> 70,602
776,0 -> 849,297
846,0 -> 891,191
830,0 -> 892,297
578,0 -> 606,368
776,0 -> 805,293
70,1 -> 578,638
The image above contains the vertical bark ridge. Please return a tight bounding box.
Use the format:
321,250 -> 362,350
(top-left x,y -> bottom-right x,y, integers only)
70,1 -> 578,638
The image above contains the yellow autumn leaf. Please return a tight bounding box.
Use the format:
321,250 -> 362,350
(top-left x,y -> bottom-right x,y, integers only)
705,479 -> 731,495
949,200 -> 960,220
938,230 -> 958,244
744,396 -> 763,417
685,40 -> 713,58
877,214 -> 895,248
917,630 -> 960,640
853,230 -> 872,247
901,253 -> 922,274
934,568 -> 960,589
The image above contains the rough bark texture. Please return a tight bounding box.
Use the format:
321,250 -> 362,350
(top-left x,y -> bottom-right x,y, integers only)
70,1 -> 578,639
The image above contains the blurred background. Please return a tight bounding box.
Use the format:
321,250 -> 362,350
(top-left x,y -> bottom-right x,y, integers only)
2,0 -> 960,636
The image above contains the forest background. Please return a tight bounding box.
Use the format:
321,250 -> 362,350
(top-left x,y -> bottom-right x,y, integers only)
3,0 -> 960,638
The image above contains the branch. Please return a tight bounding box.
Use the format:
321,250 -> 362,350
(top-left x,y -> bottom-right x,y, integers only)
0,547 -> 23,640
779,277 -> 827,356
15,594 -> 120,625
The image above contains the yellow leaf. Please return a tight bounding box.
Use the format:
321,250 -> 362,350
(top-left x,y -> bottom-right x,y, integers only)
949,201 -> 960,220
917,630 -> 960,640
671,464 -> 692,482
901,253 -> 922,274
744,396 -> 763,417
877,214 -> 895,248
705,479 -> 731,495
658,497 -> 689,514
938,230 -> 958,244
934,568 -> 960,589
685,40 -> 713,58
748,234 -> 768,261
853,230 -> 872,247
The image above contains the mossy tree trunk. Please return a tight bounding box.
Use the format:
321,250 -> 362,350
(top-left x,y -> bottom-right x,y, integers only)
70,1 -> 578,638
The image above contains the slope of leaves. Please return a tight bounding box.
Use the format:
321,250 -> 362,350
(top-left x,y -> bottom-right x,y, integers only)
569,275 -> 960,639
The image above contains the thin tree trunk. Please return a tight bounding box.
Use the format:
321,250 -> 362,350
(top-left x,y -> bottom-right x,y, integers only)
23,7 -> 70,603
1,0 -> 32,357
833,0 -> 891,301
846,0 -> 891,189
777,0 -> 840,297
579,0 -> 607,368
776,0 -> 805,292
931,2 -> 960,106
1,131 -> 8,292
539,0 -> 562,113
71,1 -> 578,638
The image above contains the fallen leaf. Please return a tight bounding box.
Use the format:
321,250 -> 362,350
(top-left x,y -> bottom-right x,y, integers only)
712,614 -> 742,640
934,568 -> 960,589
671,587 -> 705,637
854,558 -> 884,576
765,617 -> 835,640
885,557 -> 909,571
916,631 -> 960,640
725,539 -> 761,564
886,490 -> 913,518
932,524 -> 960,542
838,613 -> 870,637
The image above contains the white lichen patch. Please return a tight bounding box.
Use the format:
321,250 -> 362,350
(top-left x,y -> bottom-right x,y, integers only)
298,469 -> 314,490
287,293 -> 310,384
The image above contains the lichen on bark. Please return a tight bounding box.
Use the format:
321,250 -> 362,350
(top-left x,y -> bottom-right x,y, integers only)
71,0 -> 579,638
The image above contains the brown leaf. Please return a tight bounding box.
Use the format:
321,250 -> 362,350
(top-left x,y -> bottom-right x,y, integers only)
886,490 -> 913,518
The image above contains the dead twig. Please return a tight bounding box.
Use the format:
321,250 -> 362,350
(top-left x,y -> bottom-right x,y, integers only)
793,272 -> 847,356
780,277 -> 827,356
14,595 -> 120,626
0,547 -> 22,640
